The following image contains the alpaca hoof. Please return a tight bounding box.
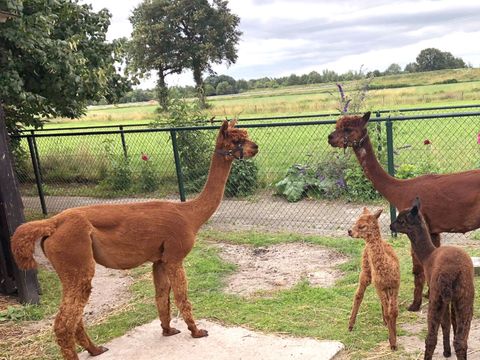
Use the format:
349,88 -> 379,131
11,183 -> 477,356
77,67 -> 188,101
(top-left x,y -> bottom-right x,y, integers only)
88,346 -> 108,356
443,350 -> 451,357
348,325 -> 354,332
162,328 -> 181,336
390,345 -> 397,351
407,302 -> 421,312
192,329 -> 208,338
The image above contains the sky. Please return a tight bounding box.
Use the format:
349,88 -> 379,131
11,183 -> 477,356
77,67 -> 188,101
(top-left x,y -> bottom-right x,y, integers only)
85,0 -> 480,89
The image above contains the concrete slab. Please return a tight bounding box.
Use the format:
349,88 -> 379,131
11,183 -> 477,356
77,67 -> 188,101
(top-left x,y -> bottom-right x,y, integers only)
472,257 -> 480,276
79,318 -> 344,360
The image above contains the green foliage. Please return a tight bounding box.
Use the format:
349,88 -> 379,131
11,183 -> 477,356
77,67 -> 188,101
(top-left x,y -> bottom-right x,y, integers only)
138,155 -> 159,192
0,0 -> 130,133
152,97 -> 211,193
128,0 -> 241,107
416,48 -> 466,72
100,139 -> 133,191
275,165 -> 320,202
344,165 -> 379,201
225,159 -> 258,197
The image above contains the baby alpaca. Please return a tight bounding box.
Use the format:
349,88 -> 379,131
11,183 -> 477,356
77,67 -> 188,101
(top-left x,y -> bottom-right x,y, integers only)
348,207 -> 400,350
390,198 -> 474,360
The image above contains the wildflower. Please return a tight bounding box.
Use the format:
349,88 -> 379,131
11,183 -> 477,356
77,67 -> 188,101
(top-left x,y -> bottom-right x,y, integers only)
423,139 -> 431,145
343,99 -> 351,113
336,83 -> 345,101
141,153 -> 149,161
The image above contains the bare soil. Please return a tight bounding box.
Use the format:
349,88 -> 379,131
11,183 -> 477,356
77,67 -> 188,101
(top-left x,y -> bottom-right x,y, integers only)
215,242 -> 349,296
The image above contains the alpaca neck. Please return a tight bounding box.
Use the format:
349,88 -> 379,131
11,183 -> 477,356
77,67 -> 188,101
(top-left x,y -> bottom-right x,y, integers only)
364,230 -> 388,265
187,152 -> 233,231
353,136 -> 401,201
406,225 -> 436,264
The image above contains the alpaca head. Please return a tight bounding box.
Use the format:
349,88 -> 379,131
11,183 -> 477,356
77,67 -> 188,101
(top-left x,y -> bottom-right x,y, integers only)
390,197 -> 427,237
348,207 -> 383,241
328,112 -> 371,149
216,120 -> 258,160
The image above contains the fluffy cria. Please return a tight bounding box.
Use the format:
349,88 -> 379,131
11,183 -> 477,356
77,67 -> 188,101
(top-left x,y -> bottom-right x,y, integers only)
391,198 -> 474,360
348,207 -> 400,351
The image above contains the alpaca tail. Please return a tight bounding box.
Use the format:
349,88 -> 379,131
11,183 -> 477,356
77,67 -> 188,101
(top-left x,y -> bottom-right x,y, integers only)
10,219 -> 56,270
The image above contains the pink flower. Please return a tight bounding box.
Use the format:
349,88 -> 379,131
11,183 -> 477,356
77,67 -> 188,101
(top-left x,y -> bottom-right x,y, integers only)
477,132 -> 480,145
423,139 -> 431,145
141,153 -> 149,161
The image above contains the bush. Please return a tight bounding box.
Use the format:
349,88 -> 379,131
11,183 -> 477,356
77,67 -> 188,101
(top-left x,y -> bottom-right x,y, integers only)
275,164 -> 320,202
226,159 -> 258,197
152,97 -> 212,193
100,139 -> 133,191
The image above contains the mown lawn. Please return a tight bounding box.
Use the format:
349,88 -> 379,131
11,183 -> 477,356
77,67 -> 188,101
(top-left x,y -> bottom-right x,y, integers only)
1,229 -> 479,359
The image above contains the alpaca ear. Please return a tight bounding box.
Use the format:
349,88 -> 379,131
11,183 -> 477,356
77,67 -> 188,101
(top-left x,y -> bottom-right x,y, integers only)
411,202 -> 419,216
362,111 -> 371,126
412,197 -> 421,211
221,120 -> 229,138
230,118 -> 238,127
374,208 -> 383,219
362,207 -> 369,214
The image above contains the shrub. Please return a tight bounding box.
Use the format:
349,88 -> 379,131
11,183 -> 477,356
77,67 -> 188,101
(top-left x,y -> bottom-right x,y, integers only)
152,97 -> 211,193
275,164 -> 320,202
138,153 -> 159,192
100,139 -> 133,191
226,159 -> 258,197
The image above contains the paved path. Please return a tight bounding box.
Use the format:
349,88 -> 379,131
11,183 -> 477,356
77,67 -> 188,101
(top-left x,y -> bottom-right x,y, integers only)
78,319 -> 344,360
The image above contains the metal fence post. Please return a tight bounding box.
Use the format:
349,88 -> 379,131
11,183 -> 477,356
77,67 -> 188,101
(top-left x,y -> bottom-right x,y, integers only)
119,126 -> 128,158
385,118 -> 397,236
170,130 -> 186,202
30,130 -> 44,183
27,136 -> 47,215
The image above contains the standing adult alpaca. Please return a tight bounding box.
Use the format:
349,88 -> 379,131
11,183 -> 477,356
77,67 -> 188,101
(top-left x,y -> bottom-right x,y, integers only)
390,198 -> 474,360
328,111 -> 480,311
11,120 -> 258,360
348,207 -> 400,350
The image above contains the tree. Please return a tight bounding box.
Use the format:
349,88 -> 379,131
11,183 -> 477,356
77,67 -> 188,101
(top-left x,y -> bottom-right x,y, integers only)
404,62 -> 417,73
415,48 -> 467,72
385,63 -> 402,75
128,1 -> 185,110
216,81 -> 234,95
0,0 -> 130,134
130,0 -> 241,109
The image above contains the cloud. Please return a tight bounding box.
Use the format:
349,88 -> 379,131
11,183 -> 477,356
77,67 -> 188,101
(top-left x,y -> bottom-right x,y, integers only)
82,0 -> 480,87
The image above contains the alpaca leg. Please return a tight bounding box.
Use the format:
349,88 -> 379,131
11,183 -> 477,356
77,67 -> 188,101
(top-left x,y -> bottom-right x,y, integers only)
409,249 -> 425,312
348,253 -> 371,331
424,298 -> 447,360
75,319 -> 108,356
452,299 -> 473,360
153,261 -> 180,336
166,262 -> 208,338
386,290 -> 398,351
440,303 -> 452,357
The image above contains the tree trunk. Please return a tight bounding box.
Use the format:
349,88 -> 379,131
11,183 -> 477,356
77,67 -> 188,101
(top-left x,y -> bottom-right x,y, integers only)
156,71 -> 169,112
192,60 -> 206,108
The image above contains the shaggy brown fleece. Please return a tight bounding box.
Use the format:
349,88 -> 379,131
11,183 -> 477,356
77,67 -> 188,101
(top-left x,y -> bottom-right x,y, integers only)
10,120 -> 258,360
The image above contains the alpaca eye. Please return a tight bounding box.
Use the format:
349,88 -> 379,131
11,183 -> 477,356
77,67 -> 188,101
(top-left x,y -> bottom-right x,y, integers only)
359,225 -> 366,230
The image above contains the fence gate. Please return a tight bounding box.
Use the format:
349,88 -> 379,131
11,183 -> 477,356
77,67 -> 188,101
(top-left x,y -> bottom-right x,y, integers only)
0,102 -> 39,304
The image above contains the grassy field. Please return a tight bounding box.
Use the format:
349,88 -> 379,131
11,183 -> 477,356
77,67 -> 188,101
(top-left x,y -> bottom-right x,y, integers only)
37,67 -> 480,127
1,230 -> 479,359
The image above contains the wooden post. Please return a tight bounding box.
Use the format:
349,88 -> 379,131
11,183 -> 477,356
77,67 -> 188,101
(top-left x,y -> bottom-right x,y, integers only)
0,102 -> 39,304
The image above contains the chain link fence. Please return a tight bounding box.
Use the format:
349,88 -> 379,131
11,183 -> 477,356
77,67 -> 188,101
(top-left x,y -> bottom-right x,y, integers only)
11,105 -> 480,238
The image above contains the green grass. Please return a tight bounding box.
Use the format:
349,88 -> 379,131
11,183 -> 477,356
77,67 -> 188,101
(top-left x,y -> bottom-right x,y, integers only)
2,230 -> 479,359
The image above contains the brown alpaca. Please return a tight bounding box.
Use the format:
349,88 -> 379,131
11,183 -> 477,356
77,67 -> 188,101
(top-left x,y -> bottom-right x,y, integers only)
328,112 -> 480,311
348,207 -> 400,350
390,198 -> 474,360
10,120 -> 258,360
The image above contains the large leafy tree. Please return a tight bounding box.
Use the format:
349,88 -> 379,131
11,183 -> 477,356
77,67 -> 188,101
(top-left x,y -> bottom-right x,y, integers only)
0,0 -> 130,134
415,48 -> 466,72
129,0 -> 241,109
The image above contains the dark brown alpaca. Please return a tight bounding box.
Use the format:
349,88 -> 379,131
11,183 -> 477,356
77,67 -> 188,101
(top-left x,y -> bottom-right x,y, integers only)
348,207 -> 400,350
10,120 -> 258,360
390,198 -> 474,360
328,112 -> 480,311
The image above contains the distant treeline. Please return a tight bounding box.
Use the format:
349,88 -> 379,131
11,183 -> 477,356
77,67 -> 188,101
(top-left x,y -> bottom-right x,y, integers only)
116,47 -> 470,104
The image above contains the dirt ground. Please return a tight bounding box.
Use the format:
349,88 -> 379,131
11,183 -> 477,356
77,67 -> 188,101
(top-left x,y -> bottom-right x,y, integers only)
215,242 -> 348,296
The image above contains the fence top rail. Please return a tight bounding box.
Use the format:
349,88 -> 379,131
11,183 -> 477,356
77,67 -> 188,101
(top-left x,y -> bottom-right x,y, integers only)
11,111 -> 480,139
18,103 -> 480,133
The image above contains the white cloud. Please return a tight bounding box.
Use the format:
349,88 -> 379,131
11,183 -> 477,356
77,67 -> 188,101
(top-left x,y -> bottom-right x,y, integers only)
82,0 -> 480,87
